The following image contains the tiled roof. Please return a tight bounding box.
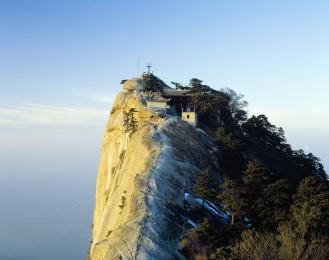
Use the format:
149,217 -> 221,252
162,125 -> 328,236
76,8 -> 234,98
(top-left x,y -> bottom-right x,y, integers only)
162,89 -> 193,97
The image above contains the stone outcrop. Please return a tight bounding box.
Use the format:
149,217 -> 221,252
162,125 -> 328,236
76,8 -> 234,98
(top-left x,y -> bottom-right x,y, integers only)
88,78 -> 218,260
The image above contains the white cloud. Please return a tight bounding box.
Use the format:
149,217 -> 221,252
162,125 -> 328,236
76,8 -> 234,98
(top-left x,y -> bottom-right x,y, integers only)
0,103 -> 109,126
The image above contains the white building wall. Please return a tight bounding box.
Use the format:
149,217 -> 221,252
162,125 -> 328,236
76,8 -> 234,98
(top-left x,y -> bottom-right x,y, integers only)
182,112 -> 197,127
147,101 -> 169,108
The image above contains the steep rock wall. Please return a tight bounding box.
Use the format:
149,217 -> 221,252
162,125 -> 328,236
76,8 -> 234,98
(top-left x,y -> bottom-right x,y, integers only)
89,79 -> 218,260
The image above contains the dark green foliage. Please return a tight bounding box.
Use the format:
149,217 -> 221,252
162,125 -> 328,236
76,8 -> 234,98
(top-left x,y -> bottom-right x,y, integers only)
120,79 -> 128,84
186,78 -> 231,127
233,109 -> 248,124
240,161 -> 271,228
221,88 -> 248,124
235,230 -> 280,260
215,127 -> 242,150
181,219 -> 236,259
124,108 -> 138,134
242,114 -> 286,149
242,114 -> 326,185
193,219 -> 220,246
142,73 -> 165,92
278,223 -> 329,260
189,78 -> 204,89
239,160 -> 271,228
286,150 -> 327,182
290,176 -> 329,236
191,91 -> 229,116
211,246 -> 235,260
195,169 -> 218,203
220,160 -> 292,230
170,81 -> 190,90
170,81 -> 183,89
180,219 -> 215,258
168,79 -> 249,134
215,127 -> 246,178
219,177 -> 248,224
262,179 -> 291,228
175,77 -> 327,259
190,170 -> 328,259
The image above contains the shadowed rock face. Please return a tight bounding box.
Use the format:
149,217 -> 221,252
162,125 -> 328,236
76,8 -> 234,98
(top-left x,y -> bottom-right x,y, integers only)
88,79 -> 218,260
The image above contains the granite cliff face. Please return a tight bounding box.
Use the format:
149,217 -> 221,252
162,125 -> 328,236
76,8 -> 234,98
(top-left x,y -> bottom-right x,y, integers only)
88,78 -> 218,260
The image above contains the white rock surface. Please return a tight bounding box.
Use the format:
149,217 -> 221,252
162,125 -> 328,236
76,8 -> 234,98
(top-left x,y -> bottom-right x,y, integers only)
88,79 -> 218,260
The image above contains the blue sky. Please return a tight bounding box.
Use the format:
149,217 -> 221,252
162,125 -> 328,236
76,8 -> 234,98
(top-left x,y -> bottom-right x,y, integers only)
1,0 -> 328,167
0,1 -> 328,258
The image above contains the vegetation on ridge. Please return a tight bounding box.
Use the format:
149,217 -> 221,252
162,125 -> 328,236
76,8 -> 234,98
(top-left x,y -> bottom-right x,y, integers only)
169,78 -> 329,259
142,73 -> 167,92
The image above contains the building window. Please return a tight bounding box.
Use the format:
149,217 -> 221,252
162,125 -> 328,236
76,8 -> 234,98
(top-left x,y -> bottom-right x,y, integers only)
187,115 -> 190,119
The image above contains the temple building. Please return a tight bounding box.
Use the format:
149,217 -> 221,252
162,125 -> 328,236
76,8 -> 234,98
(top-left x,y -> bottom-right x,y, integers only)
146,96 -> 171,109
142,88 -> 198,127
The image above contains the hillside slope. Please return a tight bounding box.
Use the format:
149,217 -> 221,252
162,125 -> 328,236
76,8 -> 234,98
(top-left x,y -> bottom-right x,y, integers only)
88,78 -> 218,260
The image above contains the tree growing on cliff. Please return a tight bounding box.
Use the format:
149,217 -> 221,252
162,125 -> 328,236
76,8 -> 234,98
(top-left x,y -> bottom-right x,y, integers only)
124,108 -> 138,134
242,114 -> 286,149
215,127 -> 246,178
170,81 -> 190,90
195,169 -> 218,206
262,178 -> 291,229
219,177 -> 247,224
142,73 -> 165,92
187,78 -> 230,117
219,160 -> 270,226
290,176 -> 329,236
221,88 -> 248,124
219,160 -> 292,229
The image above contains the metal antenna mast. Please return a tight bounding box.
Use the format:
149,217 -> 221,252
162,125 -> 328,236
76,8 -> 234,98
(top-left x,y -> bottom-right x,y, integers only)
137,57 -> 140,76
146,62 -> 152,75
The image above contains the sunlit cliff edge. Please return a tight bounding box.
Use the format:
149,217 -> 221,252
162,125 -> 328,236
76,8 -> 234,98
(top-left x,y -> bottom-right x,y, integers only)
88,78 -> 218,259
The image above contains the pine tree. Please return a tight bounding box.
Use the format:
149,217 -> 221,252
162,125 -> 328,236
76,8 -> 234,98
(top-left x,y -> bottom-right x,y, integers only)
195,169 -> 218,207
219,160 -> 290,229
242,160 -> 269,188
241,160 -> 274,229
219,178 -> 247,224
291,176 -> 329,236
262,179 -> 291,229
124,108 -> 138,134
215,127 -> 246,178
